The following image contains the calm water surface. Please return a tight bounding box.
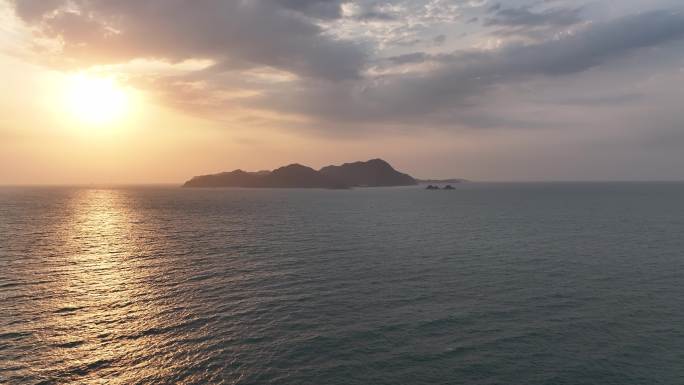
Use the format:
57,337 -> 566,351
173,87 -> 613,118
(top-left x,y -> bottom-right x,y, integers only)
1,183 -> 683,384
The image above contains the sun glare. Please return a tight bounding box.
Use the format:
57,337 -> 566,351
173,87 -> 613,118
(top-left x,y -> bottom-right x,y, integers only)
63,73 -> 130,126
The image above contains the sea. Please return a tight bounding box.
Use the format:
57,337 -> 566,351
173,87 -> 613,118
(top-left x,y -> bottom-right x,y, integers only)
1,183 -> 683,384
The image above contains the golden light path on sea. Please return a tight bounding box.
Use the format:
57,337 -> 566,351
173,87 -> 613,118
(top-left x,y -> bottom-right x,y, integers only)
31,189 -> 187,383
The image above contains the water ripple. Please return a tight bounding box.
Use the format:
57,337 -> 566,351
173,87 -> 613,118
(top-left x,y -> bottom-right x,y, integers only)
1,184 -> 684,384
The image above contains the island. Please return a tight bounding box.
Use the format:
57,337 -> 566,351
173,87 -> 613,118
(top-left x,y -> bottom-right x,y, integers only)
183,159 -> 419,189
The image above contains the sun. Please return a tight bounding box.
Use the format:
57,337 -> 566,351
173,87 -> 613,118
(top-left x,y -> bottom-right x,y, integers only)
63,73 -> 130,126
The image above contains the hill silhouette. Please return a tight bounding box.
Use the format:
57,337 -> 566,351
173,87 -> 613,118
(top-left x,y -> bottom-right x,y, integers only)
319,159 -> 416,187
183,159 -> 417,188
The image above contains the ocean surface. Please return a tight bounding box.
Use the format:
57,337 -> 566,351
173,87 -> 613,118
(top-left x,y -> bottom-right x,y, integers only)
1,183 -> 683,384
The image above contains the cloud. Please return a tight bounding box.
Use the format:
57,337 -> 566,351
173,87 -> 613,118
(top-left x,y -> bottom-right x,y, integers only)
346,2 -> 398,21
386,52 -> 430,65
11,0 -> 64,21
261,10 -> 684,127
433,34 -> 446,45
9,0 -> 367,81
484,6 -> 583,28
276,0 -> 345,19
550,93 -> 644,107
8,0 -> 684,136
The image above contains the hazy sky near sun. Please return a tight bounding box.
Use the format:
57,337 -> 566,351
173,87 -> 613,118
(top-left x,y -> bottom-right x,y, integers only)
2,0 -> 684,183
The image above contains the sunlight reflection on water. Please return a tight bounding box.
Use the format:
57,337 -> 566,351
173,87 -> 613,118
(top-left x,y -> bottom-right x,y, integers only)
32,190 -> 157,383
2,189 -> 202,384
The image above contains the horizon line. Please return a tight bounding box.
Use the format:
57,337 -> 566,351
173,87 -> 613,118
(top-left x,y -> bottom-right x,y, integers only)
3,180 -> 684,187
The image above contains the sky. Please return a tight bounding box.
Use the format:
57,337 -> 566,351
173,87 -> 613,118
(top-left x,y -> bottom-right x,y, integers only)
1,0 -> 684,184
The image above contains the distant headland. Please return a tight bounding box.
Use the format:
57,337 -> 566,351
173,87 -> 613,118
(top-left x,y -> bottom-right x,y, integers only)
183,159 -> 421,189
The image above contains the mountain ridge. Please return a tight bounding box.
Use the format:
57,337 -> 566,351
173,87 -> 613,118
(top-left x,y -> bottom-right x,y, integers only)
319,158 -> 416,187
183,159 -> 418,188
